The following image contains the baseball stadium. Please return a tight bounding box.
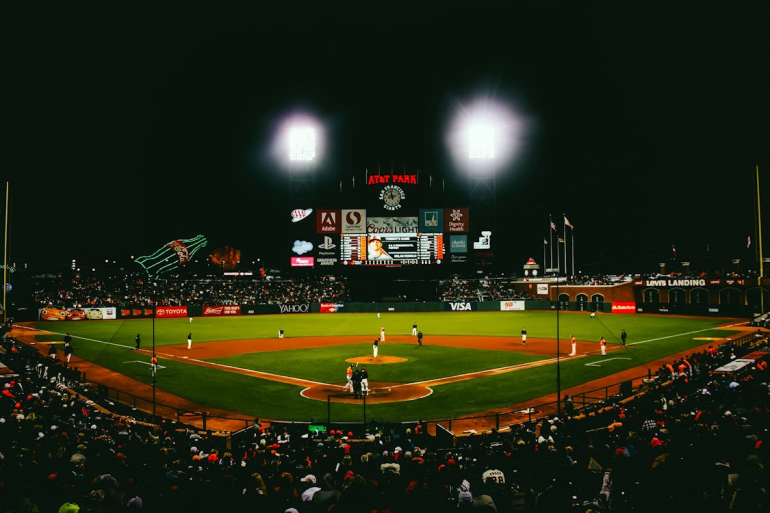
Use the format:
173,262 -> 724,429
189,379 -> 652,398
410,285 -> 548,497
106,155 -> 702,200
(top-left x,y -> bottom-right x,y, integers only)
3,5 -> 769,510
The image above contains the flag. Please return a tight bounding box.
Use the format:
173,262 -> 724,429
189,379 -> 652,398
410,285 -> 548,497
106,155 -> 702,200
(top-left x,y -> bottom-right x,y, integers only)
550,221 -> 557,231
564,216 -> 574,229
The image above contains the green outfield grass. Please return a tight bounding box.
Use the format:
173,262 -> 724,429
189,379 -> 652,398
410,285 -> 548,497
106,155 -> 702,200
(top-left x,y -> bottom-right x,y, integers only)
29,311 -> 746,422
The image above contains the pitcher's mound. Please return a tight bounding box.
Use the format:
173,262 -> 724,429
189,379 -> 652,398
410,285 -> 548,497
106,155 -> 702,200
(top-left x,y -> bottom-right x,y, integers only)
346,355 -> 406,365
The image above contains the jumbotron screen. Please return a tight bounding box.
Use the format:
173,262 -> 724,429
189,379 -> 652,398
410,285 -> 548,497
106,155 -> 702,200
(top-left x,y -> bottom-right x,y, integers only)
340,233 -> 444,266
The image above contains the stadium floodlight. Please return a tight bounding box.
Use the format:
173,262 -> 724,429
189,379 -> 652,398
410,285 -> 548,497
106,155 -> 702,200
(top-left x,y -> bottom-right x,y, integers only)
446,96 -> 524,174
289,126 -> 316,161
271,112 -> 325,169
467,123 -> 495,160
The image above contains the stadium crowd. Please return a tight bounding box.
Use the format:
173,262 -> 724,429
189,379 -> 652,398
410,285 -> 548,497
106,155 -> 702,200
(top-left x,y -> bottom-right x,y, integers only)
438,278 -> 536,302
1,331 -> 768,513
31,275 -> 348,309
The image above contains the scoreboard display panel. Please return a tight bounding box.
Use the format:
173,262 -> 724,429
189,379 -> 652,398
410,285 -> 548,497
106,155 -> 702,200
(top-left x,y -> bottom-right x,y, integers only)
340,233 -> 444,266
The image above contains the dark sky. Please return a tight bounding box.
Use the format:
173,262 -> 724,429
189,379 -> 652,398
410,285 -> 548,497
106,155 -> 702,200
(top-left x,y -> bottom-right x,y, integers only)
4,2 -> 769,276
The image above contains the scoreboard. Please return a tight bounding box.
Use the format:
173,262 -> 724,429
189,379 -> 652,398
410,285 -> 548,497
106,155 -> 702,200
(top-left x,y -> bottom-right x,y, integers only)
340,233 -> 444,266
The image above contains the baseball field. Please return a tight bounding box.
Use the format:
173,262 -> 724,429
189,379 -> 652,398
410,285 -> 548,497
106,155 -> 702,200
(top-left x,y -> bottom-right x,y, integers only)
20,311 -> 748,425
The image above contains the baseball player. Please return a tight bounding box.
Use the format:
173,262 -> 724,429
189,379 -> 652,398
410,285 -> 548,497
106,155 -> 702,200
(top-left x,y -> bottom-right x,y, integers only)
343,364 -> 353,392
380,326 -> 385,342
412,322 -> 418,336
187,332 -> 192,350
521,327 -> 527,346
569,334 -> 577,356
360,366 -> 369,396
373,339 -> 379,358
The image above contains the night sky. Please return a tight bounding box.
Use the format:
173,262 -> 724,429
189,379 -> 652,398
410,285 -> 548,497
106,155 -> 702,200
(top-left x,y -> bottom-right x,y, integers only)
4,3 -> 768,276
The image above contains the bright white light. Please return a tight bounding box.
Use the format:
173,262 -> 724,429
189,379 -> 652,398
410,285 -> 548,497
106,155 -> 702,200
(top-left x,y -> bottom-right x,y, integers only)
446,96 -> 525,174
271,112 -> 325,168
467,123 -> 495,159
289,127 -> 316,161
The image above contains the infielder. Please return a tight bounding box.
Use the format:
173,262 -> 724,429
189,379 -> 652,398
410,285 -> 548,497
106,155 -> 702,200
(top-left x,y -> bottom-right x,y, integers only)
373,339 -> 379,358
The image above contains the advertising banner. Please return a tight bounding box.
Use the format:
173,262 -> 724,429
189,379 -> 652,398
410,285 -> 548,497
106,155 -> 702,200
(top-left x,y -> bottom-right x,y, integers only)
500,300 -> 526,311
443,301 -> 477,312
202,305 -> 242,316
341,209 -> 367,233
290,257 -> 315,267
320,302 -> 345,313
155,306 -> 188,318
119,308 -> 154,318
419,209 -> 444,233
445,208 -> 470,233
611,302 -> 636,314
316,210 -> 341,234
278,304 -> 311,314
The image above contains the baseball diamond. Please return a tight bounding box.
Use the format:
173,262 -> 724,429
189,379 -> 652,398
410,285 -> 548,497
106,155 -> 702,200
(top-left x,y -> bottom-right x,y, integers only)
9,310 -> 753,432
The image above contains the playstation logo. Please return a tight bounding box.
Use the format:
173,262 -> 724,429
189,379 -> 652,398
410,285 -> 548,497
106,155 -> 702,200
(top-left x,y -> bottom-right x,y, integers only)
319,236 -> 336,250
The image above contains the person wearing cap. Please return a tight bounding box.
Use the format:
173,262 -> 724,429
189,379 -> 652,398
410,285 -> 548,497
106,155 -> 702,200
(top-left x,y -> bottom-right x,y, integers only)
367,235 -> 392,260
64,340 -> 73,363
343,364 -> 353,392
360,366 -> 369,396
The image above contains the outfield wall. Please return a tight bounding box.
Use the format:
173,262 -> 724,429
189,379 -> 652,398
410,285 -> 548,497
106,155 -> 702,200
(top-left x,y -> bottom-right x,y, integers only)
35,299 -> 752,321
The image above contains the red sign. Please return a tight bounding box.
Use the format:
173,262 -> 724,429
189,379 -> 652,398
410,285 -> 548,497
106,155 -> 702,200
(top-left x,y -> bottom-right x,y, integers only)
367,174 -> 417,185
320,303 -> 338,313
611,302 -> 636,314
316,210 -> 341,234
445,208 -> 469,233
155,306 -> 189,318
202,305 -> 241,316
291,257 -> 315,267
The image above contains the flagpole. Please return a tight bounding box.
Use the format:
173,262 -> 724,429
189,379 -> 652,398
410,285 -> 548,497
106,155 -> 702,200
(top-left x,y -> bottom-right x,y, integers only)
549,215 -> 554,272
757,165 -> 764,312
3,182 -> 8,323
563,218 -> 568,277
